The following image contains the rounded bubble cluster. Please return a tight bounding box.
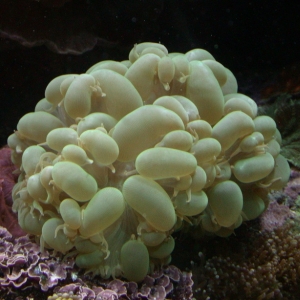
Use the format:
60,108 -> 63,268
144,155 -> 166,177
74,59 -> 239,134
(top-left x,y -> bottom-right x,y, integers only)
8,42 -> 290,282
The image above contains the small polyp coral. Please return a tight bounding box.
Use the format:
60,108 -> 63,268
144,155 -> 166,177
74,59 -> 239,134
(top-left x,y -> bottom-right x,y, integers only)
8,42 -> 290,282
192,216 -> 300,299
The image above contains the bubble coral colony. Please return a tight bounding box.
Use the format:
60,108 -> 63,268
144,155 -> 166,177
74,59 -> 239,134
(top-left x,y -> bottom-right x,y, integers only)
8,42 -> 290,283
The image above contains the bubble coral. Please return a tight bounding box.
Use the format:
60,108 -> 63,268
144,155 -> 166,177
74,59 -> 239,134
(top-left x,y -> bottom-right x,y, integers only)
8,42 -> 291,282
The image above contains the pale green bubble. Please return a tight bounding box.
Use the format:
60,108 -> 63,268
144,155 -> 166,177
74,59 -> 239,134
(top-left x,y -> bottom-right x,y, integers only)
75,238 -> 102,254
207,180 -> 243,227
191,138 -> 221,164
27,173 -> 47,201
18,206 -> 49,235
42,218 -> 74,254
17,111 -> 64,143
174,190 -> 208,216
122,175 -> 176,232
153,95 -> 188,124
76,250 -> 104,269
22,145 -> 46,176
121,240 -> 149,282
254,115 -> 277,142
190,166 -> 207,192
64,74 -> 95,119
111,105 -> 184,162
77,112 -> 117,136
92,69 -> 143,120
233,152 -> 275,183
157,57 -> 175,91
60,198 -> 81,230
80,187 -> 125,237
186,61 -> 224,125
45,74 -> 75,108
212,111 -> 255,150
242,191 -> 265,221
61,144 -> 93,166
79,129 -> 119,166
46,127 -> 78,152
136,147 -> 197,180
147,236 -> 175,259
155,130 -> 194,151
262,154 -> 291,190
140,232 -> 167,247
52,161 -> 98,202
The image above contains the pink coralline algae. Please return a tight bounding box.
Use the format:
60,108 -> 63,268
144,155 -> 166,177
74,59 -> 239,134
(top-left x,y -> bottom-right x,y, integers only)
0,147 -> 24,237
283,169 -> 300,204
259,168 -> 300,232
259,200 -> 293,232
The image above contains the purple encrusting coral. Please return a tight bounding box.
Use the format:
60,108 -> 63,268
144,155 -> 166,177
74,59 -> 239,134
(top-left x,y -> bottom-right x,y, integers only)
48,266 -> 193,300
0,223 -> 193,299
0,226 -> 74,293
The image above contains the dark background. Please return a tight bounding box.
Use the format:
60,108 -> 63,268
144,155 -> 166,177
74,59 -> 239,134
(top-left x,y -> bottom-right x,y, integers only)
1,0 -> 300,146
